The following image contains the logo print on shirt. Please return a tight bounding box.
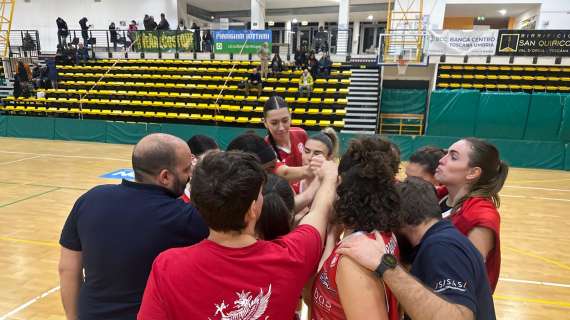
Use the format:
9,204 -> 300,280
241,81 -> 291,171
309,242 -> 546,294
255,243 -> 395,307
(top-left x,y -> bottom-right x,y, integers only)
297,142 -> 304,153
319,272 -> 336,293
212,284 -> 272,320
433,279 -> 467,293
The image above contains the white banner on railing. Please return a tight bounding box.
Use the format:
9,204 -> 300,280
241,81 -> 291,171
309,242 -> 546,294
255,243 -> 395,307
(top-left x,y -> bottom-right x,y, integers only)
428,30 -> 498,56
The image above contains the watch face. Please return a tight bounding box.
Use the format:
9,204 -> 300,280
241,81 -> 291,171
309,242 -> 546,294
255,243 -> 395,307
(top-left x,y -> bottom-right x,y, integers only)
384,254 -> 398,267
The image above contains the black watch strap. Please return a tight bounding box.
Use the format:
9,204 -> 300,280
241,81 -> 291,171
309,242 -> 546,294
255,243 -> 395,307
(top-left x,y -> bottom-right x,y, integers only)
374,253 -> 398,278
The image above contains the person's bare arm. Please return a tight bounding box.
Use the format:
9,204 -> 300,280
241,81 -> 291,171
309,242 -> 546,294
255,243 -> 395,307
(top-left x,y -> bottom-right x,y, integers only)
337,233 -> 474,320
275,164 -> 311,182
337,257 -> 389,320
59,247 -> 83,320
467,227 -> 494,262
298,159 -> 338,243
294,177 -> 320,213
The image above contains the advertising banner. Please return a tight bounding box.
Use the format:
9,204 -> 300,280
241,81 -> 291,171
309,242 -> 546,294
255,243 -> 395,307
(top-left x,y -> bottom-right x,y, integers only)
429,29 -> 498,55
496,30 -> 570,56
213,30 -> 272,54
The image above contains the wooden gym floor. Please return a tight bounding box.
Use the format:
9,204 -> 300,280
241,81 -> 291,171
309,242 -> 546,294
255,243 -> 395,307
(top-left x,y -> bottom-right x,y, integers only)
0,137 -> 568,319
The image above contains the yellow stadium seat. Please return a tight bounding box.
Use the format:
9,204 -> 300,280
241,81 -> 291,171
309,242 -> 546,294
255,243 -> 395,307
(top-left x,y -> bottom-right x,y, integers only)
250,117 -> 262,124
291,119 -> 302,126
304,119 -> 317,126
335,109 -> 346,116
307,108 -> 319,115
319,120 -> 331,127
333,120 -> 344,128
293,108 -> 306,115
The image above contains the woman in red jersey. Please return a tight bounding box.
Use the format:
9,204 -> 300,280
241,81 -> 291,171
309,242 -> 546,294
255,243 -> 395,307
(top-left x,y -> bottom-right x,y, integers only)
435,137 -> 509,293
264,96 -> 317,193
311,136 -> 402,320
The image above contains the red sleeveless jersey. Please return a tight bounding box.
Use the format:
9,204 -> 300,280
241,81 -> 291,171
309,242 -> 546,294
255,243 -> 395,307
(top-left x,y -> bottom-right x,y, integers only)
310,232 -> 400,320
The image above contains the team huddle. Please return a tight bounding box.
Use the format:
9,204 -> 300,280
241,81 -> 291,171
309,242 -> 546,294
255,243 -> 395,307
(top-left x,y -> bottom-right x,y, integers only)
58,95 -> 506,320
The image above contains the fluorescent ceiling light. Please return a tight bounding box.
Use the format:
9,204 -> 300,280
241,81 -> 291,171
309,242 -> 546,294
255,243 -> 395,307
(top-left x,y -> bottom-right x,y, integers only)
367,15 -> 374,20
498,9 -> 507,16
292,18 -> 298,23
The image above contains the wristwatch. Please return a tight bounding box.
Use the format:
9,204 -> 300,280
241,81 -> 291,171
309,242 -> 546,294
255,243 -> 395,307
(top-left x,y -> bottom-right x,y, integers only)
374,253 -> 398,278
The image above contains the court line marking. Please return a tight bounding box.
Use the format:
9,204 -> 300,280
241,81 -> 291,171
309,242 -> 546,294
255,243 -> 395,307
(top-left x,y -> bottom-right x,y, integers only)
502,194 -> 570,202
507,177 -> 570,184
0,236 -> 59,247
0,150 -> 130,162
494,295 -> 570,308
500,277 -> 570,289
0,187 -> 60,208
0,155 -> 42,166
504,185 -> 570,192
0,180 -> 88,191
0,286 -> 60,320
504,245 -> 570,271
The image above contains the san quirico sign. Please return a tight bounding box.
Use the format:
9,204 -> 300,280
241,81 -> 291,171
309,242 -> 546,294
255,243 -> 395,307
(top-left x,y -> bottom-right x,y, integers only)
496,30 -> 570,56
428,30 -> 498,56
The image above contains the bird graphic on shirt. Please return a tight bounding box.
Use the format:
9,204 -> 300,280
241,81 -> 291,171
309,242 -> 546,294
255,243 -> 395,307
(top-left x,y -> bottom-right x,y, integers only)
213,284 -> 272,320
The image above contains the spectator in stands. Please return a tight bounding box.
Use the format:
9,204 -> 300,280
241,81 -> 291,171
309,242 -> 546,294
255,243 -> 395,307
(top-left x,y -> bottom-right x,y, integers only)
295,47 -> 307,69
22,32 -> 35,51
318,52 -> 332,77
190,23 -> 201,52
148,16 -> 158,31
56,17 -> 69,47
271,53 -> 283,75
435,138 -> 508,293
177,19 -> 187,31
406,146 -> 446,186
299,69 -> 313,98
258,42 -> 270,79
143,14 -> 151,31
202,30 -> 212,52
59,133 -> 209,320
258,174 -> 295,240
157,13 -> 170,31
14,61 -> 33,98
245,67 -> 262,98
75,43 -> 89,66
137,151 -> 338,320
79,17 -> 90,46
227,132 -> 277,172
263,96 -> 317,194
307,52 -> 319,79
109,22 -> 118,51
337,177 -> 496,320
128,20 -> 138,46
47,58 -> 58,89
311,135 -> 402,320
314,26 -> 329,53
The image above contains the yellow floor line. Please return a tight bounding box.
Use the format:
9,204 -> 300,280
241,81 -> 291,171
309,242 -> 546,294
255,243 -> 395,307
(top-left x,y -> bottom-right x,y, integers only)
504,245 -> 570,271
494,295 -> 570,308
0,236 -> 59,247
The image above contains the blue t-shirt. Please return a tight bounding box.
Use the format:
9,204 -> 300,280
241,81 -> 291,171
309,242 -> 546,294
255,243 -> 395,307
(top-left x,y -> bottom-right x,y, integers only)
60,179 -> 209,320
410,220 -> 496,320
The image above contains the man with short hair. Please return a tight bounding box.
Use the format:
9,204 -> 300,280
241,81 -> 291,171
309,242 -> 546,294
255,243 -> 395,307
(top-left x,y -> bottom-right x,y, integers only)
138,151 -> 338,319
245,67 -> 263,97
338,177 -> 496,320
58,133 -> 209,320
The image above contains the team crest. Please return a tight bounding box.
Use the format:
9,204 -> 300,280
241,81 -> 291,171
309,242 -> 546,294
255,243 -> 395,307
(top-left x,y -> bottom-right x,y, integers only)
211,285 -> 272,320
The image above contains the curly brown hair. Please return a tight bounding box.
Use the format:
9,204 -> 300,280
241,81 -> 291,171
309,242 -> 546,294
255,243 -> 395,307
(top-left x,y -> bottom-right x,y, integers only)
334,136 -> 402,232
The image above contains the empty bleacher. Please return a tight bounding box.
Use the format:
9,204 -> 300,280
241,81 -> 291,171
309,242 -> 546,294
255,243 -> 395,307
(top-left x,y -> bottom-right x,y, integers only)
435,64 -> 570,93
2,59 -> 351,129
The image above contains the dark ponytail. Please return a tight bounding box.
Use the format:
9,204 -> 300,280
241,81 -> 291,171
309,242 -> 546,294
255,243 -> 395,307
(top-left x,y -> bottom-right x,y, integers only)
453,138 -> 509,212
257,174 -> 294,240
263,96 -> 290,162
